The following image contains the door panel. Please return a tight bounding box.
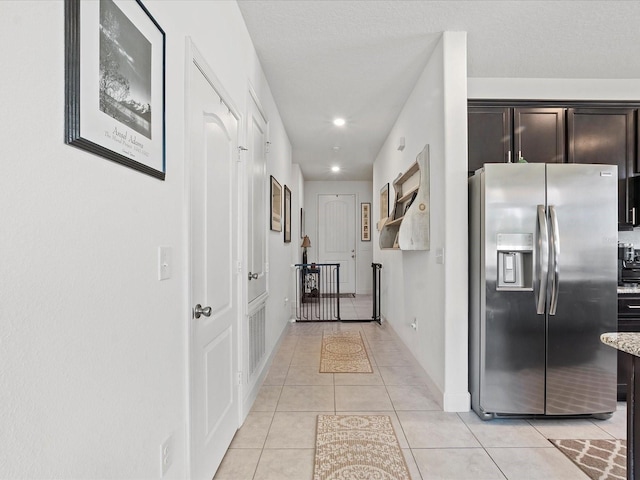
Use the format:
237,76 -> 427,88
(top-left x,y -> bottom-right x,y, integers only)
545,164 -> 617,415
247,95 -> 267,302
318,194 -> 356,294
481,164 -> 546,414
467,107 -> 512,174
189,57 -> 239,479
514,107 -> 565,164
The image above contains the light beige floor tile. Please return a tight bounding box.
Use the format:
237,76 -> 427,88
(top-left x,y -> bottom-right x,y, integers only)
262,365 -> 289,386
594,404 -> 627,439
486,447 -> 590,479
276,385 -> 335,411
264,411 -> 329,448
213,448 -> 261,479
387,385 -> 440,410
253,448 -> 315,480
527,418 -> 615,440
379,365 -> 430,385
373,350 -> 417,367
402,448 -> 423,480
335,385 -> 393,411
340,411 -> 409,448
290,350 -> 321,366
397,411 -> 480,448
413,448 -> 506,480
334,367 -> 384,386
251,386 -> 282,412
285,365 -> 334,385
458,411 -> 550,448
229,411 -> 274,448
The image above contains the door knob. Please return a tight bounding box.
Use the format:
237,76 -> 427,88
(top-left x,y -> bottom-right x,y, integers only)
248,272 -> 259,280
193,304 -> 212,319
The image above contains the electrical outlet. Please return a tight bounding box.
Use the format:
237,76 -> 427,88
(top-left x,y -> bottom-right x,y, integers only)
160,434 -> 174,477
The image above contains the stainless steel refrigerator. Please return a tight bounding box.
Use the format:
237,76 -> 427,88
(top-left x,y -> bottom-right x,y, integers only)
469,163 -> 618,419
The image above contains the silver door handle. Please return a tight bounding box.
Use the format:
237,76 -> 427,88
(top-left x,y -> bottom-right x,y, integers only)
248,272 -> 259,280
536,205 -> 549,315
193,304 -> 212,319
628,305 -> 640,309
548,205 -> 560,315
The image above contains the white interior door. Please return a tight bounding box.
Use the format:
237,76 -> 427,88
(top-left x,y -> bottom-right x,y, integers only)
188,53 -> 239,479
318,194 -> 356,294
247,92 -> 267,303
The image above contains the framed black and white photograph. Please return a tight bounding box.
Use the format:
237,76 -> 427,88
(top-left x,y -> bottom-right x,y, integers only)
283,185 -> 292,243
65,0 -> 166,179
270,176 -> 282,232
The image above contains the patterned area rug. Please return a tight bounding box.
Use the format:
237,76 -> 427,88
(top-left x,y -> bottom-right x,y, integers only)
313,415 -> 411,480
550,439 -> 626,480
320,331 -> 373,373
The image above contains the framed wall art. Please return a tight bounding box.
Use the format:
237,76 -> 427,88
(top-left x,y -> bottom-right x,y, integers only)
361,202 -> 371,241
284,185 -> 291,243
270,175 -> 282,232
378,183 -> 389,230
300,207 -> 305,239
65,0 -> 166,180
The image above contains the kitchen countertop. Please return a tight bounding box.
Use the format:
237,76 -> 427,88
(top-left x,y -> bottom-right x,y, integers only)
601,332 -> 640,357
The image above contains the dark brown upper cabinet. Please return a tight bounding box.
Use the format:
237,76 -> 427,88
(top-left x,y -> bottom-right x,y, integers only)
467,107 -> 512,175
567,108 -> 635,224
513,108 -> 565,164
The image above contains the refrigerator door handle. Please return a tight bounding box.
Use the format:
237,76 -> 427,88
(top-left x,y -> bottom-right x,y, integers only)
536,205 -> 549,315
548,205 -> 560,315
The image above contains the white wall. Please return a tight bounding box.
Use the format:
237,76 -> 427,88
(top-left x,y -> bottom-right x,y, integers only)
468,78 -> 640,100
0,1 -> 292,478
373,32 -> 469,411
304,181 -> 374,295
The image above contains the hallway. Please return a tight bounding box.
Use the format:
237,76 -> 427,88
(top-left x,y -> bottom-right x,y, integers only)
213,321 -> 626,479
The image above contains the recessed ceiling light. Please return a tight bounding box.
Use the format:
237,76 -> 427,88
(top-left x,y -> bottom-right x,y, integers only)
331,166 -> 340,173
333,118 -> 346,127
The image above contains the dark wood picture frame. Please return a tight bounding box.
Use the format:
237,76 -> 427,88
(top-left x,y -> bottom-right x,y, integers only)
284,185 -> 291,243
361,202 -> 371,241
270,175 -> 282,232
65,0 -> 166,179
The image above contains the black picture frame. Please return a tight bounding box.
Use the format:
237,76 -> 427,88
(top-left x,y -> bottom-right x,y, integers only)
284,185 -> 291,243
270,175 -> 282,232
65,0 -> 166,180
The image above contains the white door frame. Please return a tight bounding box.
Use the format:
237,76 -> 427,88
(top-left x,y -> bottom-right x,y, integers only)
184,38 -> 244,477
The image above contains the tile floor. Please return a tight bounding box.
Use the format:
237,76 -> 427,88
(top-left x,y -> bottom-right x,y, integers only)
214,320 -> 626,480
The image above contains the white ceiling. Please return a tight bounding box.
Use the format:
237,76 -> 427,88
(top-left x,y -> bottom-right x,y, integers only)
237,1 -> 640,181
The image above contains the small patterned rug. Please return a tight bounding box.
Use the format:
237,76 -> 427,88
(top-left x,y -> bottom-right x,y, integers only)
320,331 -> 373,373
550,439 -> 626,480
313,415 -> 411,480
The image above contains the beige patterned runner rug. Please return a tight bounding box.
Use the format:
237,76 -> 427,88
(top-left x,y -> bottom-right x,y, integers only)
320,331 -> 373,373
313,415 -> 411,480
550,439 -> 626,480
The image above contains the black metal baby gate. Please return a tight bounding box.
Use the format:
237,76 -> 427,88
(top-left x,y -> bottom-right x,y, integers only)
294,262 -> 382,323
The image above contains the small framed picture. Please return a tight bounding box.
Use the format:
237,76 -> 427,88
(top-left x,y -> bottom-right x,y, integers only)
361,202 -> 371,241
65,0 -> 166,179
300,207 -> 305,239
380,183 -> 389,221
270,175 -> 282,232
284,185 -> 291,243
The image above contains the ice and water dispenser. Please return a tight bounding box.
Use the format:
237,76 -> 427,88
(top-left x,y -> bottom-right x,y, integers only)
496,233 -> 534,290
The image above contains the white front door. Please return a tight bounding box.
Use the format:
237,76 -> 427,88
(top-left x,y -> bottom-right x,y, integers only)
188,50 -> 239,479
318,194 -> 356,294
247,92 -> 268,303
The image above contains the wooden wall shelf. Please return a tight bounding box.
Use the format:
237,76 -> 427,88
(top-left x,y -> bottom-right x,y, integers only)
379,144 -> 430,251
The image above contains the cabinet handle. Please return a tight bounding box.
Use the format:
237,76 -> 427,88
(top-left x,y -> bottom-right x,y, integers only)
507,151 -> 512,163
628,305 -> 640,309
633,207 -> 637,225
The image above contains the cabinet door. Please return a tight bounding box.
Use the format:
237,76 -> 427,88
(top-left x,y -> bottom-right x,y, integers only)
467,107 -> 512,176
567,108 -> 634,224
513,107 -> 565,163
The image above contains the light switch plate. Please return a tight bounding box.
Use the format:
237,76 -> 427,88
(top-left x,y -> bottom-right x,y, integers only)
158,246 -> 172,280
435,247 -> 445,265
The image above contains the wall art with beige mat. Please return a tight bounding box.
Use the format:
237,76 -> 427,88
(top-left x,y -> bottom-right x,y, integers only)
320,331 -> 373,373
313,415 -> 411,480
550,439 -> 626,480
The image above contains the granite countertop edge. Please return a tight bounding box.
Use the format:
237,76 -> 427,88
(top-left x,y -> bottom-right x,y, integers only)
601,332 -> 640,357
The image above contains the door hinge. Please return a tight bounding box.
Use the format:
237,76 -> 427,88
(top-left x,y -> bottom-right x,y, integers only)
237,372 -> 243,385
265,141 -> 271,154
237,261 -> 242,274
237,146 -> 248,162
